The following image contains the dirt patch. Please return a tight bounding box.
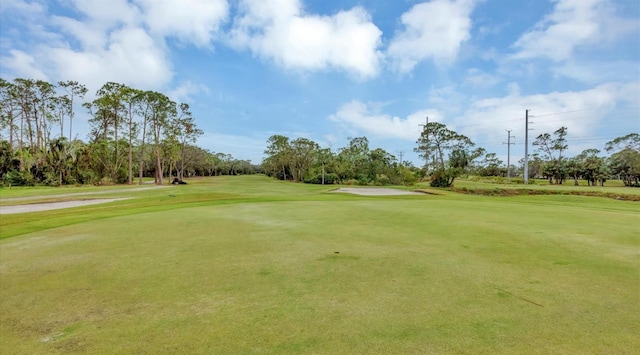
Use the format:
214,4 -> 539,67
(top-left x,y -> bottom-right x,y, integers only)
329,188 -> 426,196
0,199 -> 130,215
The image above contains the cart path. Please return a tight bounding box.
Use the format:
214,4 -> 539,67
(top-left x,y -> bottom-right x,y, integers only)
0,185 -> 171,202
0,198 -> 132,215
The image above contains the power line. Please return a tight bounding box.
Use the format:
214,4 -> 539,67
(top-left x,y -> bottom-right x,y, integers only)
529,107 -> 600,117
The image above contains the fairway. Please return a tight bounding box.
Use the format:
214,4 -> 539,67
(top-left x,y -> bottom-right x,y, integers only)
1,176 -> 639,354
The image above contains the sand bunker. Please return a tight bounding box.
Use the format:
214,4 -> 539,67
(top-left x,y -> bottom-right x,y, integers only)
0,198 -> 129,215
330,188 -> 425,196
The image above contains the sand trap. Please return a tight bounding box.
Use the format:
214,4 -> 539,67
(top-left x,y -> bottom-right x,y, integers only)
330,188 -> 425,196
0,198 -> 129,215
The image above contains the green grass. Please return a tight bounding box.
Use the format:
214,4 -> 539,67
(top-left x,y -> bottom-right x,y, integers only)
1,176 -> 639,353
444,178 -> 640,200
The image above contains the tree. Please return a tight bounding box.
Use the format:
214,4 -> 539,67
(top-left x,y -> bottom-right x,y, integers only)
290,137 -> 319,182
607,134 -> 640,187
478,152 -> 503,177
58,80 -> 87,141
336,137 -> 370,182
173,103 -> 203,180
605,133 -> 640,153
533,126 -> 569,184
0,79 -> 18,154
315,147 -> 333,185
415,122 -> 478,187
264,135 -> 292,180
145,91 -> 176,185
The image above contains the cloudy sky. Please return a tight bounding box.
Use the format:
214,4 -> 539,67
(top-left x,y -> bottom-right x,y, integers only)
1,0 -> 638,165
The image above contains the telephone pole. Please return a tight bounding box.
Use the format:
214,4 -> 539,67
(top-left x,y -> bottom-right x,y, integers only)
503,130 -> 515,184
397,151 -> 404,165
524,109 -> 529,185
418,116 -> 429,173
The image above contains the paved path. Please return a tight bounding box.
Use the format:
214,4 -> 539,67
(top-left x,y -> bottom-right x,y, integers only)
0,198 -> 130,215
1,186 -> 170,202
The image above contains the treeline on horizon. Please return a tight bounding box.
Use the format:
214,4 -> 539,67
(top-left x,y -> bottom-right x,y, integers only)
263,125 -> 640,188
0,77 -> 258,187
1,77 -> 638,188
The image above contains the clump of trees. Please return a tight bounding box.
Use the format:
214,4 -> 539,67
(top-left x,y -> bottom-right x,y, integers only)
414,122 -> 484,187
0,77 -> 253,186
262,135 -> 420,185
263,122 -> 639,189
519,130 -> 638,187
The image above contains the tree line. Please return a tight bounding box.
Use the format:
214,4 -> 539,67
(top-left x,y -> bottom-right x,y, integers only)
2,77 -> 637,188
0,77 -> 257,186
263,123 -> 640,188
262,135 -> 420,185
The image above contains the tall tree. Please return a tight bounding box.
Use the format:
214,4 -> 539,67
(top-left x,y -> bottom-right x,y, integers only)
142,91 -> 175,185
0,79 -> 18,152
58,81 -> 87,141
120,86 -> 142,184
264,135 -> 292,180
606,133 -> 640,187
533,126 -> 569,184
173,103 -> 203,180
290,137 -> 319,182
415,122 -> 478,187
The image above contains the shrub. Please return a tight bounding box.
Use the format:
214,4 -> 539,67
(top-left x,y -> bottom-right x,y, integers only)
304,173 -> 338,185
5,170 -> 36,186
429,169 -> 456,188
374,174 -> 390,186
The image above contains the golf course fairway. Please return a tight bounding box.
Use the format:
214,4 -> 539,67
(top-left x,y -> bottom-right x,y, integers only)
1,176 -> 638,353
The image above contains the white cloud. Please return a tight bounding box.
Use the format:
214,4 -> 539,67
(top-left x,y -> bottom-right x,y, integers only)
228,0 -> 383,78
512,0 -> 638,61
48,27 -> 173,92
0,0 -> 47,16
553,60 -> 640,85
330,83 -> 636,160
387,0 -> 477,73
451,83 -> 631,153
329,100 -> 440,140
167,81 -> 210,103
136,0 -> 229,47
464,68 -> 500,88
1,49 -> 48,80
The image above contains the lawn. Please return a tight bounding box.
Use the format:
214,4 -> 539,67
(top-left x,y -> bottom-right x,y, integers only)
1,175 -> 638,353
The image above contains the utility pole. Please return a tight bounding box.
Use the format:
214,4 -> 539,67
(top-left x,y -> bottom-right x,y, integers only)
418,116 -> 429,174
397,151 -> 404,165
503,130 -> 515,184
524,110 -> 529,185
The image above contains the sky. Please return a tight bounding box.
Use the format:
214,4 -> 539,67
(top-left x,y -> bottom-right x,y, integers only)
1,0 -> 639,166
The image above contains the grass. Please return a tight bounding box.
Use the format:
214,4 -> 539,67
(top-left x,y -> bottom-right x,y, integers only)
1,175 -> 639,353
443,178 -> 640,201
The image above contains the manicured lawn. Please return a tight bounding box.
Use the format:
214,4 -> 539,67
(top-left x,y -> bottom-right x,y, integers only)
1,176 -> 638,353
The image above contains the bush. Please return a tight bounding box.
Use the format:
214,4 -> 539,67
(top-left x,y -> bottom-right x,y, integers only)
374,174 -> 390,186
304,173 -> 339,185
343,179 -> 359,185
5,170 -> 36,186
429,169 -> 455,188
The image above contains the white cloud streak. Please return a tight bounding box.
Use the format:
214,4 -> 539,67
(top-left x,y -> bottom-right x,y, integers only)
329,100 -> 440,140
512,0 -> 638,62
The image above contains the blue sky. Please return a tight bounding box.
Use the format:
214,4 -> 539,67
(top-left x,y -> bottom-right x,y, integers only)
1,0 -> 638,165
